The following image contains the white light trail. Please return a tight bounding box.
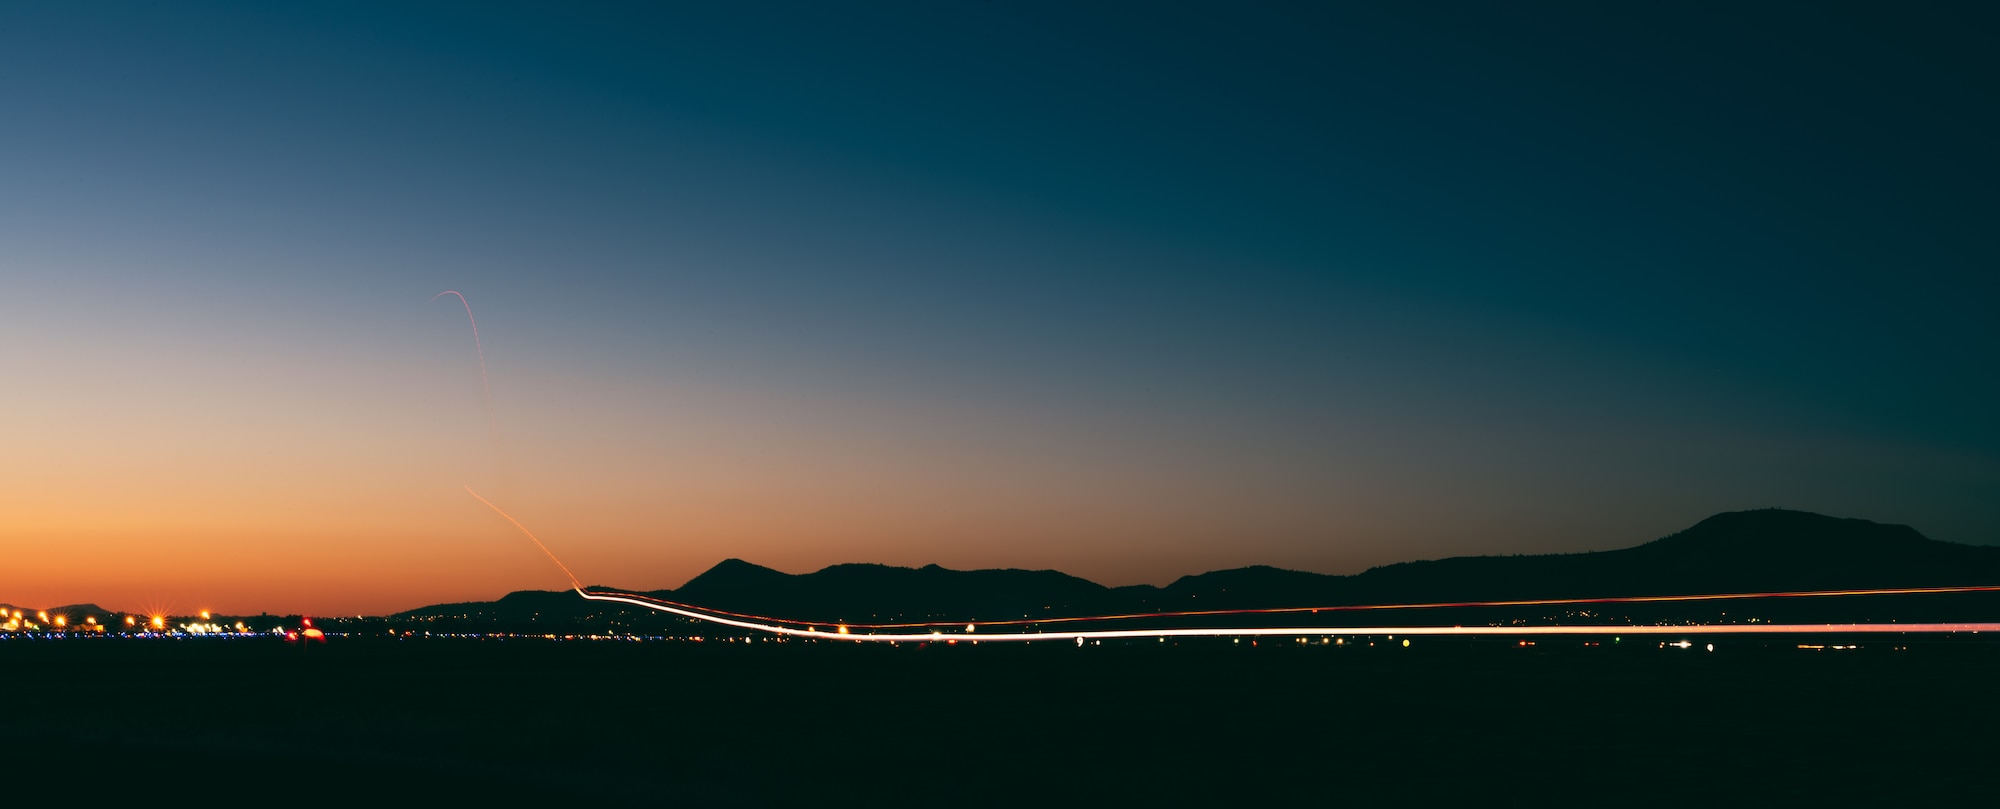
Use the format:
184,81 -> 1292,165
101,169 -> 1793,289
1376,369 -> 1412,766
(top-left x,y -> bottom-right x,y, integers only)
575,589 -> 2000,642
465,473 -> 2000,642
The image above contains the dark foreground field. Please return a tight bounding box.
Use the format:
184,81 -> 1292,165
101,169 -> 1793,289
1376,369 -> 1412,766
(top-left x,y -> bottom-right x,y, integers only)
3,635 -> 1995,806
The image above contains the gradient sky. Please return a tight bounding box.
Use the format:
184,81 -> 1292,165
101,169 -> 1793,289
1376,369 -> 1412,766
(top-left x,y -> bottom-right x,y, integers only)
3,3 -> 1995,615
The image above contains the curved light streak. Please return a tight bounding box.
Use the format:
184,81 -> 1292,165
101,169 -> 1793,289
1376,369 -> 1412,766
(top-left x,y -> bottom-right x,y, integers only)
694,584 -> 2000,630
576,588 -> 2000,642
542,584 -> 2000,634
466,487 -> 2000,641
433,289 -> 497,436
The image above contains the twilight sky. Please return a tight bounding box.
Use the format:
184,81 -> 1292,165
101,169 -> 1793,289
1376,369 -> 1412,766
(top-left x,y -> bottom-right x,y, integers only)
3,3 -> 1995,615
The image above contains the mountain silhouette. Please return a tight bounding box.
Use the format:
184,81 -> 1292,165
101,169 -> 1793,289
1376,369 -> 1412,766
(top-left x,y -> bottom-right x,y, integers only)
45,603 -> 114,617
640,510 -> 2000,619
396,509 -> 1999,628
1335,509 -> 2000,606
667,559 -> 1124,623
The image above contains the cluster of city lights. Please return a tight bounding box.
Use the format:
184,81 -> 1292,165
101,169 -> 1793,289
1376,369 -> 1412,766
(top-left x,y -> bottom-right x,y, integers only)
0,606 -> 265,637
0,609 -> 110,633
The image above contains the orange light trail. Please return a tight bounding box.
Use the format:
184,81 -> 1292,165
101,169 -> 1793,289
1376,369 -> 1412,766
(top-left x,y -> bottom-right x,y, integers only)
465,486 -> 583,591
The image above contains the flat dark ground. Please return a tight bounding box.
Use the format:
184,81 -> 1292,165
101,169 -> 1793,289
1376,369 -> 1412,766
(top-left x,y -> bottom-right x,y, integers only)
3,635 -> 1994,806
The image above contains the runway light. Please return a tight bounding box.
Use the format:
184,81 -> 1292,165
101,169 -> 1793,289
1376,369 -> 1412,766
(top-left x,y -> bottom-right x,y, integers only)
1402,639 -> 1410,648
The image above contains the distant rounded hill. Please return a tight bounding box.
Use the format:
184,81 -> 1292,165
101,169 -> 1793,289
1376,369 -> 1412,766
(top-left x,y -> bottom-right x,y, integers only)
1337,509 -> 1998,607
670,560 -> 1125,623
398,509 -> 2000,626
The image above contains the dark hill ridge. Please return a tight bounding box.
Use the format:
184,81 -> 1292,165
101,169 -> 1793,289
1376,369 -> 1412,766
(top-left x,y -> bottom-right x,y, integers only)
670,560 -> 1125,623
1338,509 -> 2000,607
401,509 -> 2000,625
0,603 -> 117,618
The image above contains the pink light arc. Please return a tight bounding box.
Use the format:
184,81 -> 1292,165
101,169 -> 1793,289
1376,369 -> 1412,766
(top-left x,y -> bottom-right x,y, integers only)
432,290 -> 497,436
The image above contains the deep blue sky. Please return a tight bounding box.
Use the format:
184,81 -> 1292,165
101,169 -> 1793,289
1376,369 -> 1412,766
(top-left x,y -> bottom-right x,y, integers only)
3,2 -> 1995,609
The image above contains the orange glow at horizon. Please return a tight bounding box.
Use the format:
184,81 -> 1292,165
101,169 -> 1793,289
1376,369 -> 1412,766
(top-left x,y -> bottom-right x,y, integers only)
2,276 -> 1466,615
6,284 -> 1988,618
0,357 -> 1395,614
